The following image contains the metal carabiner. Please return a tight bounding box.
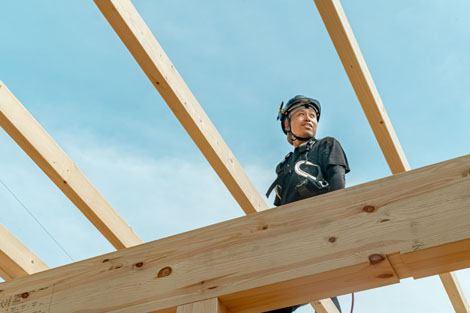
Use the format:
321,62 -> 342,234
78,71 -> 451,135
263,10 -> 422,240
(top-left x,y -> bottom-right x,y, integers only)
294,160 -> 329,189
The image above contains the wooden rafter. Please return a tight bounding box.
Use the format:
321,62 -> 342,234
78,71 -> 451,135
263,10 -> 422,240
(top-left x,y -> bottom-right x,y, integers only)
311,299 -> 340,313
0,156 -> 468,313
0,225 -> 48,281
313,0 -> 409,174
93,1 -> 331,309
94,0 -> 269,215
312,0 -> 469,311
440,272 -> 470,313
0,81 -> 142,250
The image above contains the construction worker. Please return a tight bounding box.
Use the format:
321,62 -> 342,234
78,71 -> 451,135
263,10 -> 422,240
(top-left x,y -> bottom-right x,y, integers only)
265,95 -> 350,313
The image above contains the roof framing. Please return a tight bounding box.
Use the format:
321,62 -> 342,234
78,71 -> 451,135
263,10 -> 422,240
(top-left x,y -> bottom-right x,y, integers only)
0,81 -> 142,250
313,0 -> 409,173
313,0 -> 468,311
0,225 -> 48,281
0,155 -> 469,312
94,0 -> 269,215
93,0 -> 332,310
0,1 -> 467,312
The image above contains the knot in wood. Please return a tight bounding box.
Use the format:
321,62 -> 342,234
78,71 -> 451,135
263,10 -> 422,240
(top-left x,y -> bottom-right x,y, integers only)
363,205 -> 376,213
157,266 -> 172,278
134,262 -> 144,268
21,292 -> 29,299
259,224 -> 269,231
368,254 -> 385,265
328,237 -> 337,243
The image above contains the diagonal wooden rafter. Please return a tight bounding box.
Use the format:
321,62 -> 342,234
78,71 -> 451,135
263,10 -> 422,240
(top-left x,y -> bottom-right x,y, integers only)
93,1 -> 331,311
0,224 -> 49,281
440,272 -> 470,313
0,155 -> 469,313
313,0 -> 469,312
94,0 -> 269,216
313,0 -> 409,174
0,81 -> 142,250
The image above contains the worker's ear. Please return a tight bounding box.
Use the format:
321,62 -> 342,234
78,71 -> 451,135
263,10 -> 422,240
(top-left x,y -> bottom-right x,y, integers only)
284,119 -> 290,131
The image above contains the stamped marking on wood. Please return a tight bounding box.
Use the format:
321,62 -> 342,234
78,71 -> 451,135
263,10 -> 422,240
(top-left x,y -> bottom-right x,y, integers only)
0,286 -> 53,313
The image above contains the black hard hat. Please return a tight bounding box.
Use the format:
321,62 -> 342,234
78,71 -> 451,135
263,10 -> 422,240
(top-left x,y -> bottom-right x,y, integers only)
277,95 -> 321,134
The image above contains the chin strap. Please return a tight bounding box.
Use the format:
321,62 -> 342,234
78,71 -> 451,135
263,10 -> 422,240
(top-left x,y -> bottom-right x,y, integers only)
288,130 -> 313,142
287,118 -> 314,142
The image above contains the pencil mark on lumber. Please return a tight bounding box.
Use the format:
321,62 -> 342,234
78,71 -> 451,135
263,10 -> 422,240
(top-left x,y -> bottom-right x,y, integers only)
412,240 -> 424,251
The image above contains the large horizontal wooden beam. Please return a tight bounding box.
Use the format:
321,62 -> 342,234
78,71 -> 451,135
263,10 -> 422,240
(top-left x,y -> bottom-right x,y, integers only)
94,0 -> 268,215
0,81 -> 142,249
0,225 -> 49,281
0,156 -> 469,313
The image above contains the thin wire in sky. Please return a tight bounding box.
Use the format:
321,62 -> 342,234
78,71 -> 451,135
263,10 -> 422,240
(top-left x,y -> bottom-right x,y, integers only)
0,177 -> 75,262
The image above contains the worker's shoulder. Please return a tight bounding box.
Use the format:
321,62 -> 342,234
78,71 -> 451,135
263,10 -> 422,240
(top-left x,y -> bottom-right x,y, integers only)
275,151 -> 293,174
316,136 -> 343,146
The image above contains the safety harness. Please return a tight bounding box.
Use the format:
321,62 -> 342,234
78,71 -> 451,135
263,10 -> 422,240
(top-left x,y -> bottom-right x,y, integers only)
266,139 -> 329,202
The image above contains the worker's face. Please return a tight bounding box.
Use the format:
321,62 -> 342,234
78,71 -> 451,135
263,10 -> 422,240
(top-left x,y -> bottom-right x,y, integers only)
284,107 -> 318,143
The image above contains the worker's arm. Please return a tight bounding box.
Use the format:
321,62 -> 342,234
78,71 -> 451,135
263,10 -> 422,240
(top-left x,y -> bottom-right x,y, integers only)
326,164 -> 346,191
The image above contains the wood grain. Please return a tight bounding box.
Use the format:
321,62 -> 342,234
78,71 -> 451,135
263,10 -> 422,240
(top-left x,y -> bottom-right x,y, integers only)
0,225 -> 48,280
177,298 -> 230,313
0,81 -> 142,250
313,0 -> 409,173
313,1 -> 468,311
0,156 -> 468,313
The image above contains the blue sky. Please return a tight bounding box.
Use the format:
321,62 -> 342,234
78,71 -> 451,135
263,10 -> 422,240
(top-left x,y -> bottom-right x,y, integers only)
0,1 -> 469,312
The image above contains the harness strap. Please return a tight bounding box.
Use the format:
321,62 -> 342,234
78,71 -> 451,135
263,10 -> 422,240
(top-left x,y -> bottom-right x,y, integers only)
266,178 -> 280,198
266,152 -> 293,198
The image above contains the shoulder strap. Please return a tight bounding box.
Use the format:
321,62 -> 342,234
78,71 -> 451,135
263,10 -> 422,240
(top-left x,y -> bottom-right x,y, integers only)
266,152 -> 292,198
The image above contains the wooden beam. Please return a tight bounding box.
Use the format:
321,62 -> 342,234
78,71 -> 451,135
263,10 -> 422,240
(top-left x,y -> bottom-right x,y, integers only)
313,0 -> 469,311
0,156 -> 468,313
313,0 -> 409,174
440,272 -> 470,313
0,81 -> 142,250
177,298 -> 230,313
0,225 -> 48,281
94,0 -> 269,215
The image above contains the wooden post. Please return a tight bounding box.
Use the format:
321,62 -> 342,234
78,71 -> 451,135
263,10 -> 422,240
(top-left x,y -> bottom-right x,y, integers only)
177,298 -> 231,313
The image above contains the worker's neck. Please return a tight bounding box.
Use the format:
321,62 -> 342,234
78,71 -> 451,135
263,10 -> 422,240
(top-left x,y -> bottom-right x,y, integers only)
293,139 -> 308,149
